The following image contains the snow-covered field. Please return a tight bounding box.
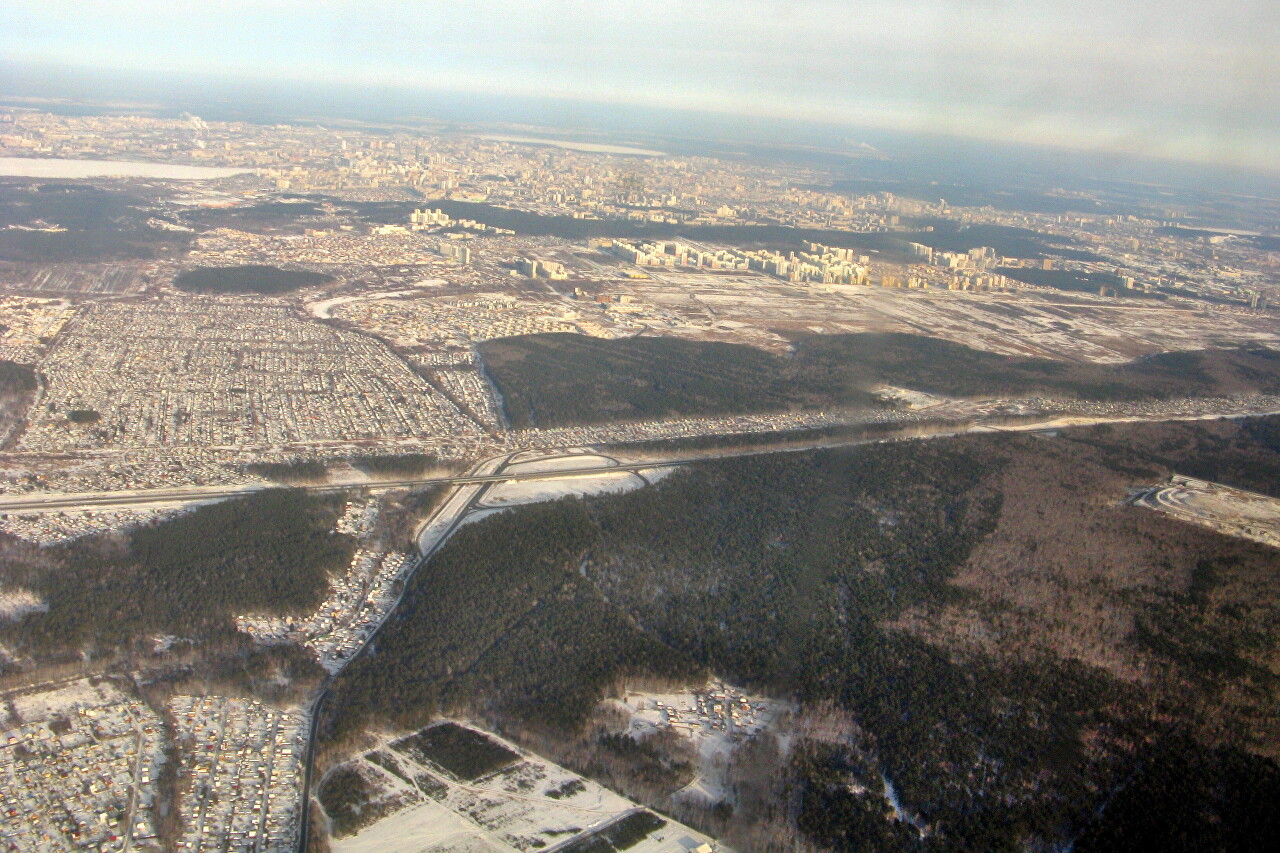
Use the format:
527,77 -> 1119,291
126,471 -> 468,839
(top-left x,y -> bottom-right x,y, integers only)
875,385 -> 946,410
478,135 -> 666,156
502,452 -> 619,475
0,588 -> 45,622
331,798 -> 504,853
0,157 -> 250,179
480,470 -> 649,507
477,450 -> 673,509
9,678 -> 130,721
326,722 -> 720,853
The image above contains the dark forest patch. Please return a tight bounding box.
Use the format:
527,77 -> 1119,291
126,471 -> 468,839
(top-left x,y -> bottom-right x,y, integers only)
390,723 -> 520,782
173,264 -> 332,294
481,332 -> 1280,427
3,489 -> 353,653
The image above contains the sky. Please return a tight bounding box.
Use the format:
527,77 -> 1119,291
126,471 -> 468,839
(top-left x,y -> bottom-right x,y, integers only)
2,0 -> 1276,171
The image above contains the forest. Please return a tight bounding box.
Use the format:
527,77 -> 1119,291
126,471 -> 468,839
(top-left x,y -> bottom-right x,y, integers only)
480,332 -> 879,427
323,414 -> 1280,852
348,452 -> 459,479
1,489 -> 353,656
0,181 -> 191,262
246,458 -> 329,483
995,266 -> 1135,295
390,722 -> 519,782
0,359 -> 37,443
173,264 -> 332,294
481,330 -> 1280,427
0,360 -> 36,394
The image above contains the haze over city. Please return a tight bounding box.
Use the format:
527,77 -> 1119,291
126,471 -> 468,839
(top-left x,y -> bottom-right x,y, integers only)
2,0 -> 1277,170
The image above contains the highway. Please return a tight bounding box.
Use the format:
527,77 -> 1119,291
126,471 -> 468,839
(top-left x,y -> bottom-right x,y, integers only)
0,460 -> 649,514
2,399 -> 1280,512
294,453 -> 511,853
6,404 -> 1280,516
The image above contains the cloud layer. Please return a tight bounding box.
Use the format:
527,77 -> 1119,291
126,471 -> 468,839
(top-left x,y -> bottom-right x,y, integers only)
3,1 -> 1275,169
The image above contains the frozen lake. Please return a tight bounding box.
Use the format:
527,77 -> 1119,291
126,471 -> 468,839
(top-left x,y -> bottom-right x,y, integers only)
0,157 -> 251,179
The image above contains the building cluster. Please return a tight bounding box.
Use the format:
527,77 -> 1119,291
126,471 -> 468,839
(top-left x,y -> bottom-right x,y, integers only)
665,687 -> 769,736
3,108 -> 1275,310
602,238 -> 879,286
743,243 -> 871,284
333,497 -> 379,538
0,680 -> 165,852
0,448 -> 248,497
169,696 -> 307,853
875,271 -> 1012,292
408,208 -> 450,228
0,506 -> 177,546
605,239 -> 751,272
907,242 -> 1000,270
190,228 -> 448,268
0,296 -> 73,364
427,367 -> 506,430
236,526 -> 417,674
407,208 -> 512,237
333,293 -> 581,352
438,240 -> 472,264
624,680 -> 784,745
21,299 -> 480,451
0,111 -> 907,232
516,257 -> 569,279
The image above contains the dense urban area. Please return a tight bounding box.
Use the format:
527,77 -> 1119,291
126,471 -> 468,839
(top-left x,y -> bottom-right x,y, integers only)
1,105 -> 1278,853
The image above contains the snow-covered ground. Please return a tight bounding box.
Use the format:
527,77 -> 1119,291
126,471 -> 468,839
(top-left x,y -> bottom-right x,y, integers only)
10,678 -> 130,721
475,450 -> 673,509
501,452 -> 619,474
330,798 -> 504,853
0,157 -> 250,179
479,469 -> 662,507
429,452 -> 673,535
326,722 -> 721,853
307,289 -> 426,319
613,680 -> 791,807
1134,475 -> 1280,548
0,505 -> 183,545
875,385 -> 946,409
0,588 -> 45,622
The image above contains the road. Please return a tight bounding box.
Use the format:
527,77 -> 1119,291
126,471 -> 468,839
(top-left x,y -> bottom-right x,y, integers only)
294,453 -> 512,853
0,457 -> 629,514
6,402 -> 1280,516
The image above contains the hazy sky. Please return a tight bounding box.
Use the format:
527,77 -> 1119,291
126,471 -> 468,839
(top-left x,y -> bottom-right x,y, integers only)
3,0 -> 1276,170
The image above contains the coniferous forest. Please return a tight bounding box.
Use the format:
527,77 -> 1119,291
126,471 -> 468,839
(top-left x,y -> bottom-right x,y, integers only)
480,331 -> 1280,427
0,489 -> 353,655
